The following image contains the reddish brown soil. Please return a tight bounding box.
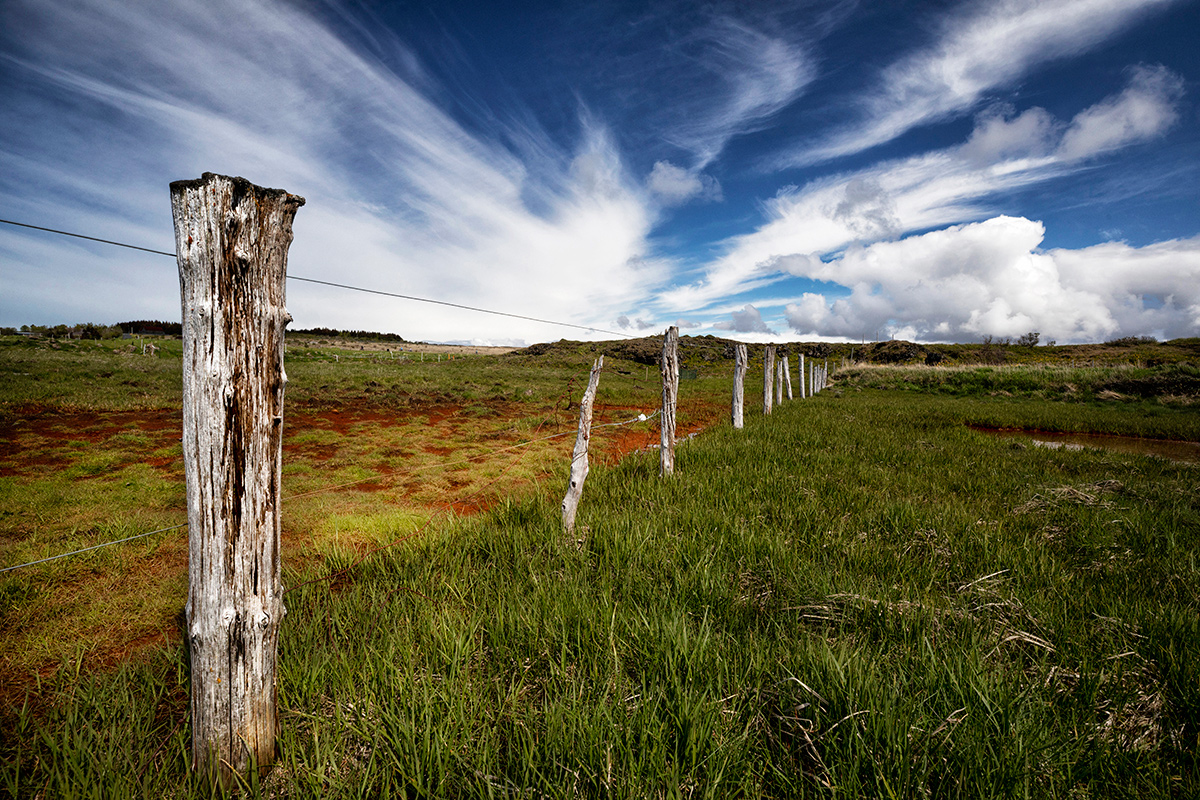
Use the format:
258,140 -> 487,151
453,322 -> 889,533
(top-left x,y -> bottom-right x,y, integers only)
0,396 -> 727,708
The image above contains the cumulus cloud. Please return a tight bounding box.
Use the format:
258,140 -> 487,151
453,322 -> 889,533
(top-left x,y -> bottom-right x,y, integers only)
1051,236 -> 1200,340
713,304 -> 775,334
646,161 -> 722,206
783,0 -> 1177,166
832,178 -> 900,240
777,216 -> 1200,343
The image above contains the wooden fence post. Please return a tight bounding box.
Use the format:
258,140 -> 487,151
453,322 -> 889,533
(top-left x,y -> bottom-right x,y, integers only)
731,343 -> 747,429
763,345 -> 775,415
562,356 -> 603,534
172,173 -> 304,788
660,327 -> 679,476
782,355 -> 793,400
799,353 -> 806,399
774,357 -> 783,405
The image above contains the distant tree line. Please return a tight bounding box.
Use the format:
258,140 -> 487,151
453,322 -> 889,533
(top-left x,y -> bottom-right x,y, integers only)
0,320 -> 183,338
289,327 -> 408,343
1,321 -> 410,342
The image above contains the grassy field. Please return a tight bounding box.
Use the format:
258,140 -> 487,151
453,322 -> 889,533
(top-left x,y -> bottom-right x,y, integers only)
0,334 -> 726,693
1,334 -> 1198,797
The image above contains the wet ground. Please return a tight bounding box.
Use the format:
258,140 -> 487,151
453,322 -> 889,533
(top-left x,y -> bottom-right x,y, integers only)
974,427 -> 1200,463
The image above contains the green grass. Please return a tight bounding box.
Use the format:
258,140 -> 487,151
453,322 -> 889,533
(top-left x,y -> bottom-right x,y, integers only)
3,390 -> 1197,798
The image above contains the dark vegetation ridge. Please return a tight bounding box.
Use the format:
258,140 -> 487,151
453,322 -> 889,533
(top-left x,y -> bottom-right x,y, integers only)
518,333 -> 1200,369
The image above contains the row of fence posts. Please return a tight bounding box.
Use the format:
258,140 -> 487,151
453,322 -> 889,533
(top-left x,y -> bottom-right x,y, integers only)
561,329 -> 830,533
171,173 -> 836,788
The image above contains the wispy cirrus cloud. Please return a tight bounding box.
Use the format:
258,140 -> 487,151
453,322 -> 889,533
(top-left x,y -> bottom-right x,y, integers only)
626,12 -> 817,207
669,16 -> 815,170
776,0 -> 1180,167
0,0 -> 671,344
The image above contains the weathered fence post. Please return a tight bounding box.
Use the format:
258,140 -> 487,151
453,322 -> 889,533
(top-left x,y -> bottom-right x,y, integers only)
799,353 -> 806,399
783,355 -> 793,400
562,356 -> 603,534
660,327 -> 679,476
172,173 -> 304,788
763,345 -> 775,415
731,343 -> 747,430
775,357 -> 784,405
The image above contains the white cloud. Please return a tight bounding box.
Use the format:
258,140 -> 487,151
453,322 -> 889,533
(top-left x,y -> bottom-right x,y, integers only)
777,216 -> 1200,343
0,0 -> 671,344
663,66 -> 1185,316
960,105 -> 1060,165
1051,236 -> 1200,340
1057,64 -> 1184,160
784,0 -> 1178,166
645,161 -> 722,206
667,16 -> 815,169
713,304 -> 775,334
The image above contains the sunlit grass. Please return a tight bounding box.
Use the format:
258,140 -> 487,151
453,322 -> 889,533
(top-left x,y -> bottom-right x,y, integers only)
4,388 -> 1198,797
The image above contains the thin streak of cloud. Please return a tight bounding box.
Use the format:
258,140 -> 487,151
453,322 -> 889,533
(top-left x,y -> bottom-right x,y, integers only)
777,0 -> 1179,167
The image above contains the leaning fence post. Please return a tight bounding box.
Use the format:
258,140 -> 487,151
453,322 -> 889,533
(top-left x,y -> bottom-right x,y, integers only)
172,173 -> 304,789
660,326 -> 679,476
763,345 -> 775,415
562,356 -> 602,534
783,355 -> 793,400
731,343 -> 747,429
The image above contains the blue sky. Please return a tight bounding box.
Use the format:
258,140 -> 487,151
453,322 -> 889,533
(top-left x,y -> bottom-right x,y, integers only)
1,0 -> 1198,345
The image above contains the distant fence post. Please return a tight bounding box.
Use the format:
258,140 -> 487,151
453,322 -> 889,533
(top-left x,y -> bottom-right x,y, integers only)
774,357 -> 783,405
783,355 -> 793,400
732,343 -> 747,429
172,173 -> 304,789
799,353 -> 806,399
763,345 -> 775,415
660,327 -> 679,476
562,356 -> 603,534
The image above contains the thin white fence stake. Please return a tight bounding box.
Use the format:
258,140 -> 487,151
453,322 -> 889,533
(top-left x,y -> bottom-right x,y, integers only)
660,327 -> 679,476
783,355 -> 793,400
172,173 -> 303,789
732,343 -> 747,429
775,357 -> 784,405
763,345 -> 775,415
799,353 -> 806,399
562,356 -> 603,534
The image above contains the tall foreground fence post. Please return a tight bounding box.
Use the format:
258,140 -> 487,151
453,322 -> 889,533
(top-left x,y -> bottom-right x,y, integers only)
731,343 -> 747,429
562,356 -> 602,534
763,345 -> 775,415
660,327 -> 679,476
172,173 -> 304,788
